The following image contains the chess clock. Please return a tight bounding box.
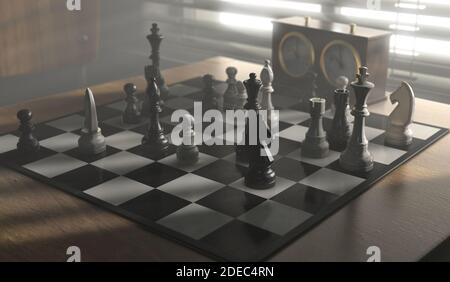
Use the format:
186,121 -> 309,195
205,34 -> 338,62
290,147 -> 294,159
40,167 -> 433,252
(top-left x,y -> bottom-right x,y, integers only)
272,17 -> 391,105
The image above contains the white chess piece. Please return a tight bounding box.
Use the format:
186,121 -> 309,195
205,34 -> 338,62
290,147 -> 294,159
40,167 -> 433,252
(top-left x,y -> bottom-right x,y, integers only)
176,114 -> 199,164
385,81 -> 415,146
260,60 -> 278,127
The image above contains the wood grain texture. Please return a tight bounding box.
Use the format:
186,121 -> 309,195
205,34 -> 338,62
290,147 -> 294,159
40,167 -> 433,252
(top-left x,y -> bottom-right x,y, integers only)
0,57 -> 449,262
0,0 -> 100,77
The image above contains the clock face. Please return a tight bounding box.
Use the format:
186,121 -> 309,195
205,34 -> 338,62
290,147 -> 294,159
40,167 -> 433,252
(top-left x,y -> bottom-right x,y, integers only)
278,32 -> 315,78
320,40 -> 361,86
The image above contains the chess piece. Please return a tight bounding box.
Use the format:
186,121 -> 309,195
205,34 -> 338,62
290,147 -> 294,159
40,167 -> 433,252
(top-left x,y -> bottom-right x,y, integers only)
142,76 -> 169,152
385,81 -> 415,146
297,71 -> 318,111
328,77 -> 352,151
176,114 -> 199,165
243,73 -> 276,189
147,23 -> 169,101
302,98 -> 330,159
235,80 -> 248,109
340,67 -> 374,172
142,65 -> 158,117
78,88 -> 107,155
17,109 -> 40,154
202,74 -> 220,111
223,67 -> 239,110
122,83 -> 141,124
260,59 -> 278,127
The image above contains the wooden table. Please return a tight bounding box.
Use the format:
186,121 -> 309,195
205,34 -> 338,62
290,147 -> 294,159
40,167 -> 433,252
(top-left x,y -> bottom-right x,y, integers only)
1,57 -> 449,262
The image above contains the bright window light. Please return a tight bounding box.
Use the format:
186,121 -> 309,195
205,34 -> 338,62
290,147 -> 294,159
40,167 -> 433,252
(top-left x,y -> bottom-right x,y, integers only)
220,0 -> 322,13
219,12 -> 273,31
395,3 -> 427,10
391,35 -> 450,57
340,7 -> 450,29
389,24 -> 420,31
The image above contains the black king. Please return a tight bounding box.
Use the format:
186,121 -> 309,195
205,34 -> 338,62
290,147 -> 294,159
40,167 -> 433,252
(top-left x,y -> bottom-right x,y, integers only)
339,67 -> 374,172
146,23 -> 169,101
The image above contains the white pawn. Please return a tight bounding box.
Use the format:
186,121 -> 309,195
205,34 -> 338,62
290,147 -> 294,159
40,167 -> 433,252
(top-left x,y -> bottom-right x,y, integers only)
260,60 -> 278,128
176,114 -> 199,164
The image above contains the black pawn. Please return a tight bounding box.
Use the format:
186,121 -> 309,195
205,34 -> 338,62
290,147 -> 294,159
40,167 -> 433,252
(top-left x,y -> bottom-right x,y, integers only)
122,83 -> 141,124
17,109 -> 40,154
142,77 -> 169,153
244,73 -> 276,190
328,88 -> 351,151
202,74 -> 220,111
302,98 -> 330,159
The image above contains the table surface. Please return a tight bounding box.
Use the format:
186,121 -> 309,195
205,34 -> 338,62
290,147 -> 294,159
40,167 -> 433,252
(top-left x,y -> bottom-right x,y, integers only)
1,57 -> 449,262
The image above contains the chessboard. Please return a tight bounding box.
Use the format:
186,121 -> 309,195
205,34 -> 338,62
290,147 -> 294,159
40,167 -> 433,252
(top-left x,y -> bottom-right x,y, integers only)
0,76 -> 448,261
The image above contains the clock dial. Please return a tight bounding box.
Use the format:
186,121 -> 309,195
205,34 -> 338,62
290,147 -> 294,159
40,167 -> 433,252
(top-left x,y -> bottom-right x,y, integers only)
279,32 -> 315,78
321,40 -> 361,86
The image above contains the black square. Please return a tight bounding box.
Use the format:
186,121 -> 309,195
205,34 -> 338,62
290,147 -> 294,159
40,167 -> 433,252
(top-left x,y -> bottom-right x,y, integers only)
96,106 -> 122,122
200,220 -> 280,261
1,147 -> 57,166
126,162 -> 187,188
366,113 -> 388,130
193,159 -> 247,184
272,183 -> 338,214
197,187 -> 265,217
326,159 -> 388,180
120,189 -> 190,221
65,146 -> 121,163
272,158 -> 321,182
371,133 -> 424,152
128,144 -> 177,161
53,165 -> 118,191
198,144 -> 235,158
276,137 -> 301,156
13,124 -> 66,141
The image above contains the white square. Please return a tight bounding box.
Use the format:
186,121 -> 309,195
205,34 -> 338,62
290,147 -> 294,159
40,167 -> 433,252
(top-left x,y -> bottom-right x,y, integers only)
279,125 -> 309,142
278,109 -> 310,124
0,134 -> 19,154
47,115 -> 84,132
170,84 -> 201,97
158,173 -> 225,202
84,176 -> 153,206
287,148 -> 341,167
104,116 -> 146,130
40,133 -> 79,153
91,151 -> 153,175
299,168 -> 365,196
157,203 -> 232,240
106,131 -> 143,150
230,176 -> 296,199
158,152 -> 217,173
411,123 -> 440,140
370,143 -> 406,165
24,154 -> 86,178
239,200 -> 311,235
365,126 -> 384,141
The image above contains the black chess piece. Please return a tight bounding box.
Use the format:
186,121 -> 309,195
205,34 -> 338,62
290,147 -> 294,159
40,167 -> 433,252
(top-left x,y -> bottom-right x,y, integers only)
202,74 -> 220,111
340,67 -> 374,172
142,65 -> 157,117
302,98 -> 330,159
17,109 -> 40,154
147,23 -> 169,101
142,76 -> 169,153
122,83 -> 141,124
243,73 -> 276,190
223,67 -> 238,110
328,81 -> 352,151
